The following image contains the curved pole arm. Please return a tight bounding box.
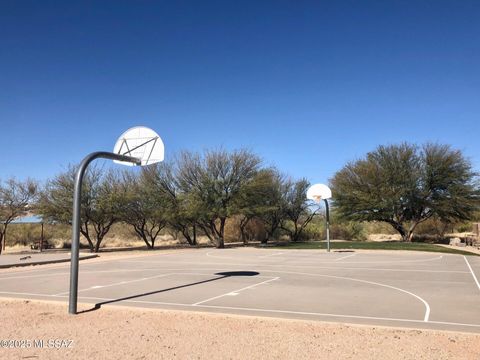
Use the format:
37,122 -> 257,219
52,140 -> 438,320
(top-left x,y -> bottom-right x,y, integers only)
69,152 -> 140,315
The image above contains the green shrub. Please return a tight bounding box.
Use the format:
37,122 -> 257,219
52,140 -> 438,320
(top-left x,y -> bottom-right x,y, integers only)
330,221 -> 367,241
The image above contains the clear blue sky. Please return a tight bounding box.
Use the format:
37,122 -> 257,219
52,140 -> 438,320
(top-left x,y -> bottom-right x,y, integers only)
1,1 -> 479,185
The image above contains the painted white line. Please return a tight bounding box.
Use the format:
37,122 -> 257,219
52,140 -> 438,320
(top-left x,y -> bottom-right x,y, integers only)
51,271 -> 273,297
201,252 -> 445,264
0,250 -> 191,277
267,269 -> 431,322
0,262 -> 464,282
464,256 -> 480,293
259,252 -> 284,259
53,272 -> 175,296
192,277 -> 280,306
0,272 -> 71,280
87,267 -> 468,274
327,255 -> 444,264
0,263 -> 76,277
136,254 -> 446,265
0,267 -> 431,321
176,272 -> 274,279
123,259 -> 459,274
0,264 -> 70,276
0,268 -> 283,281
54,294 -> 192,307
334,254 -> 356,261
206,251 -> 236,260
195,304 -> 480,329
2,292 -> 478,330
44,294 -> 480,330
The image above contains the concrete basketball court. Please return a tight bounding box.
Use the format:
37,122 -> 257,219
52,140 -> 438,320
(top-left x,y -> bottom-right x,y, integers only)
0,248 -> 479,333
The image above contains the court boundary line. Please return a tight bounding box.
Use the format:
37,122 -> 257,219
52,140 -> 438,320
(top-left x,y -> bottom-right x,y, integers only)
261,269 -> 431,322
0,263 -> 469,282
123,258 -> 454,273
464,256 -> 480,292
203,252 -> 444,264
4,252 -> 480,330
2,292 -> 476,330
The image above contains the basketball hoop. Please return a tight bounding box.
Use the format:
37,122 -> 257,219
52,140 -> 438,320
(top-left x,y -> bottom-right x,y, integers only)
307,183 -> 332,202
69,126 -> 164,315
113,126 -> 164,166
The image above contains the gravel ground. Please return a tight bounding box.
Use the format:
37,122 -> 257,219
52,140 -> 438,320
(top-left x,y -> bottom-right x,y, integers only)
0,299 -> 479,359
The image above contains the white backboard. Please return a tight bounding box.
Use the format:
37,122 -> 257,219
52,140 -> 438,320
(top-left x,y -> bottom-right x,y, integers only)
113,126 -> 164,166
307,183 -> 332,202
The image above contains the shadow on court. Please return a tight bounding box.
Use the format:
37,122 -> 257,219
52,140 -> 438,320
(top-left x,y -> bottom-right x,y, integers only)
78,271 -> 260,314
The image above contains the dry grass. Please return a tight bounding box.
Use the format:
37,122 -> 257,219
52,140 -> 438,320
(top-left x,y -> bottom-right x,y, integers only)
367,234 -> 402,241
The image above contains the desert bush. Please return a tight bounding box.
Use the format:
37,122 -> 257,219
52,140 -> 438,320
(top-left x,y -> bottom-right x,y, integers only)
363,221 -> 397,235
455,222 -> 475,233
4,223 -> 71,247
330,221 -> 367,241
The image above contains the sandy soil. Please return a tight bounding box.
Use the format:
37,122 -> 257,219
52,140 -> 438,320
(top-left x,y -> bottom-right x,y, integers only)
0,299 -> 479,360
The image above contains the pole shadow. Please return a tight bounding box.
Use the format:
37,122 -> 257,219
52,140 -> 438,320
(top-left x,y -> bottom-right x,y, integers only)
77,271 -> 259,314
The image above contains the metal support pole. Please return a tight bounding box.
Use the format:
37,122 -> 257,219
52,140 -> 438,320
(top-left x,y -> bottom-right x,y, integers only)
324,199 -> 330,252
69,151 -> 140,315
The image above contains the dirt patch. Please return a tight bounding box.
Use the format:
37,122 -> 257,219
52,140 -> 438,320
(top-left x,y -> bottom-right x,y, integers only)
0,299 -> 479,359
368,234 -> 402,241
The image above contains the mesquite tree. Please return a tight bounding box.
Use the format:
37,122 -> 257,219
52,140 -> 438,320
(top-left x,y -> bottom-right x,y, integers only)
331,143 -> 480,242
114,170 -> 169,249
281,178 -> 318,242
38,166 -> 119,252
176,149 -> 261,248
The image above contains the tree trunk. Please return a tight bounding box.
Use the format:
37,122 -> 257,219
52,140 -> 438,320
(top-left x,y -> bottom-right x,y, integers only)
82,236 -> 94,252
0,224 -> 8,254
240,225 -> 247,245
261,232 -> 269,245
132,224 -> 153,249
181,228 -> 195,246
93,227 -> 111,252
209,219 -> 226,249
216,218 -> 226,248
199,224 -> 215,245
139,234 -> 153,248
140,232 -> 153,249
404,221 -> 420,243
389,222 -> 403,240
192,224 -> 197,245
80,223 -> 95,252
239,216 -> 251,245
94,238 -> 102,253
